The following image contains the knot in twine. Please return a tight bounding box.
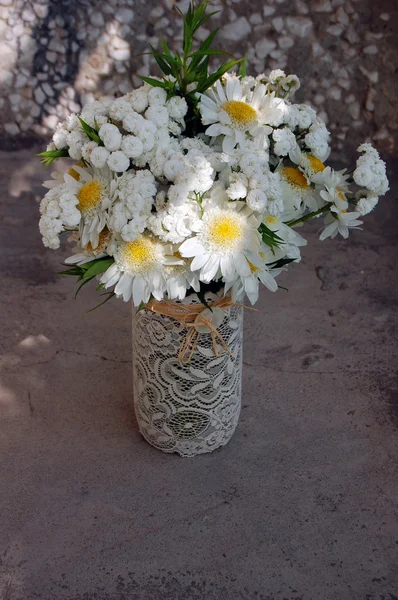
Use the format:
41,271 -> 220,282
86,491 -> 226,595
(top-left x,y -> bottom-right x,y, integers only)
146,295 -> 238,364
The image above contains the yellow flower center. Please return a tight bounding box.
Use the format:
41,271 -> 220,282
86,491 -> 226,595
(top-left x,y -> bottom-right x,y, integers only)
281,167 -> 309,190
247,252 -> 265,274
68,167 -> 80,181
77,180 -> 103,214
120,237 -> 158,273
337,190 -> 345,202
222,100 -> 257,129
247,259 -> 259,274
208,214 -> 243,250
87,227 -> 110,252
308,155 -> 325,173
68,162 -> 85,181
265,215 -> 279,226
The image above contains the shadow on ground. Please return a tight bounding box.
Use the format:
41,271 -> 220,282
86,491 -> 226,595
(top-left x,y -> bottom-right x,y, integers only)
0,150 -> 397,600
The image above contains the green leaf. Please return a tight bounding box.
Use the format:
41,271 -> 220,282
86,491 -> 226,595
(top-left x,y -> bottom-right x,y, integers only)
75,276 -> 95,299
267,257 -> 296,269
239,53 -> 247,78
149,46 -> 173,76
188,49 -> 232,58
198,27 -> 219,52
285,203 -> 331,227
258,223 -> 284,250
140,76 -> 168,89
57,266 -> 84,276
136,301 -> 148,313
78,117 -> 102,145
37,148 -> 69,167
197,288 -> 213,311
196,58 -> 243,93
85,291 -> 115,313
82,258 -> 114,279
187,28 -> 219,74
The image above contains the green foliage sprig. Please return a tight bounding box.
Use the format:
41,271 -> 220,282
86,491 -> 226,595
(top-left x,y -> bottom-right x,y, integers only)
258,223 -> 284,253
142,1 -> 243,136
59,256 -> 115,311
78,117 -> 103,145
266,257 -> 296,270
38,118 -> 102,167
37,148 -> 69,167
285,203 -> 332,228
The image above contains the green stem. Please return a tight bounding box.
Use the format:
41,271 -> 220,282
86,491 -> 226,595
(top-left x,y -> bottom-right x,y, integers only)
285,204 -> 331,228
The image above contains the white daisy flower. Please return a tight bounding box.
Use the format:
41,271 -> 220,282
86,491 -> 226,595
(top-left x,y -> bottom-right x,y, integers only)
225,246 -> 280,305
263,213 -> 307,260
64,165 -> 117,249
311,166 -> 350,212
198,78 -> 283,152
100,234 -> 180,305
289,148 -> 327,181
179,200 -> 261,283
64,228 -> 112,265
278,165 -> 319,215
319,186 -> 348,212
163,257 -> 200,301
311,165 -> 349,191
320,208 -> 362,241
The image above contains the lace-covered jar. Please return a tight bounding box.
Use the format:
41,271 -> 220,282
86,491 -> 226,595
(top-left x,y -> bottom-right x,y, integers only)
132,291 -> 243,457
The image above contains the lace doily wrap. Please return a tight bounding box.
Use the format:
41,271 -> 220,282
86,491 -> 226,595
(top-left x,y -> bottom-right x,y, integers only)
132,291 -> 243,457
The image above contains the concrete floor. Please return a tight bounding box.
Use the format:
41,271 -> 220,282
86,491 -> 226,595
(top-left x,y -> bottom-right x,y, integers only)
0,150 -> 397,600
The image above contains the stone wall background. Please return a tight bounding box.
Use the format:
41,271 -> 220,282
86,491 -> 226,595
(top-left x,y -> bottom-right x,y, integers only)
0,0 -> 397,159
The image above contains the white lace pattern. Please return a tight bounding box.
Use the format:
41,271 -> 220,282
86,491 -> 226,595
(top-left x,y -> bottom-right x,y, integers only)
132,292 -> 243,457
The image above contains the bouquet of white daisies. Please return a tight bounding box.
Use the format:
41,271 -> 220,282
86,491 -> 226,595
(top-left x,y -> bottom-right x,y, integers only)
38,1 -> 389,309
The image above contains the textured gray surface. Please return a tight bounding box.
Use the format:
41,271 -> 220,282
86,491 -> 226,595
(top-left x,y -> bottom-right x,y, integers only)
0,150 -> 397,599
1,0 -> 398,159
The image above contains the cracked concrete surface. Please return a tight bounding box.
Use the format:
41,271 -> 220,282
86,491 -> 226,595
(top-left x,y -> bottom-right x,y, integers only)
0,150 -> 397,599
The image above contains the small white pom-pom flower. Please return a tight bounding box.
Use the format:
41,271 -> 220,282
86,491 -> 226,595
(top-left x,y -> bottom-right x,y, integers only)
65,114 -> 80,131
107,151 -> 130,172
163,156 -> 185,181
268,69 -> 286,83
109,99 -> 132,121
148,87 -> 167,106
129,88 -> 148,113
272,128 -> 298,157
167,96 -> 188,120
90,146 -> 110,168
226,173 -> 248,200
99,123 -> 122,151
122,112 -> 143,134
121,135 -> 144,159
246,189 -> 268,212
356,193 -> 379,216
145,105 -> 169,127
53,127 -> 68,149
81,141 -> 98,161
62,206 -> 81,227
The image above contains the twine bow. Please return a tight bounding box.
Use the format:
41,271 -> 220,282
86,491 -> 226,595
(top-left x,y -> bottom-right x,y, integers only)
146,295 -> 238,363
